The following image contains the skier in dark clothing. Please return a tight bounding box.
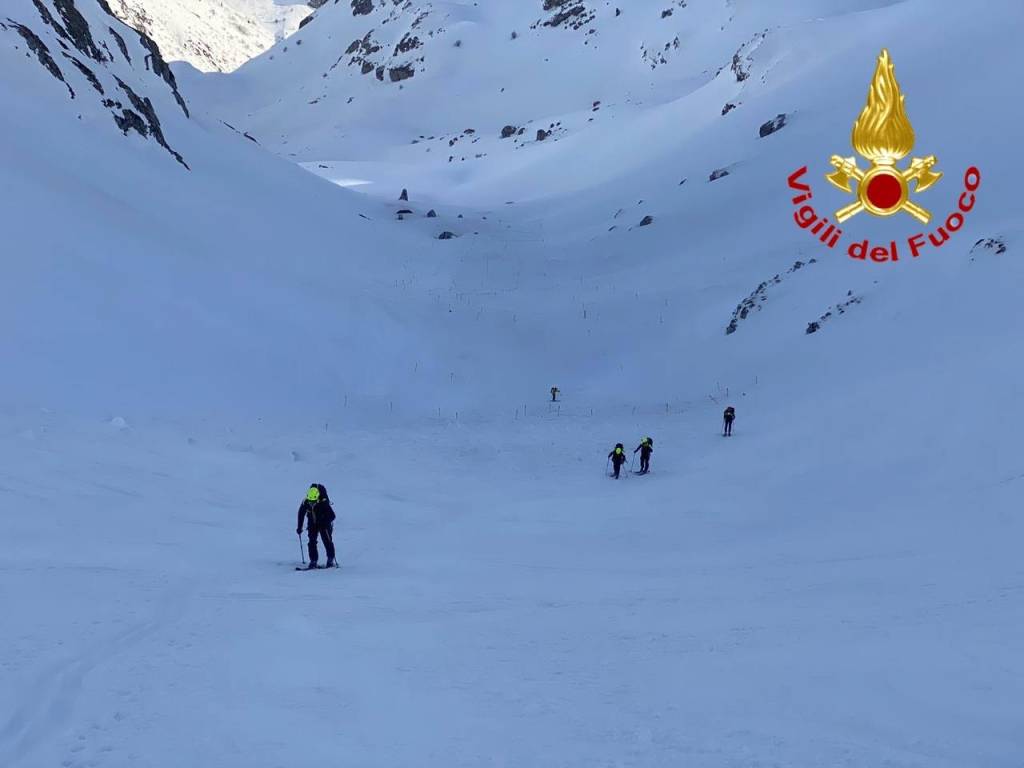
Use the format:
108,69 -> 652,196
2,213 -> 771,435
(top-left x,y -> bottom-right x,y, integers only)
296,483 -> 336,569
723,406 -> 735,436
633,437 -> 654,474
608,443 -> 627,479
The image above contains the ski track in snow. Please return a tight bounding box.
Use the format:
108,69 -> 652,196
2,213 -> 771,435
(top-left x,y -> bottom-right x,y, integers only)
0,576 -> 197,768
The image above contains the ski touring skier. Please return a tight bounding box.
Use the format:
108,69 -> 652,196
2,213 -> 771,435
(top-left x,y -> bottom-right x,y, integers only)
296,483 -> 337,569
633,437 -> 654,474
550,386 -> 560,402
608,443 -> 628,479
723,406 -> 736,437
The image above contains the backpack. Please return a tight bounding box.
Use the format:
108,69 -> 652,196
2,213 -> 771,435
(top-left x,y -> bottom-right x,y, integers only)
312,483 -> 330,504
724,407 -> 735,419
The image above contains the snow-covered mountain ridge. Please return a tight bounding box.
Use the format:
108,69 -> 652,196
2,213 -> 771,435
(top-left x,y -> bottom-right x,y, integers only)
106,0 -> 313,72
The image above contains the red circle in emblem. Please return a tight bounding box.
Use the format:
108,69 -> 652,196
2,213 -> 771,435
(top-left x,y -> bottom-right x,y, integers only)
865,172 -> 903,210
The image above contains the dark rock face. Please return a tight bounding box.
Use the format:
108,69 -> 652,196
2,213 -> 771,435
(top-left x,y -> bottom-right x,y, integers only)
501,125 -> 519,139
135,33 -> 189,117
542,0 -> 595,30
426,209 -> 438,218
536,129 -> 549,141
64,53 -> 103,93
759,113 -> 787,138
351,0 -> 374,16
299,13 -> 316,29
709,168 -> 730,181
399,188 -> 409,201
107,26 -> 130,62
389,63 -> 415,82
722,102 -> 736,116
438,231 -> 457,240
112,76 -> 188,168
48,0 -> 107,61
638,215 -> 654,227
394,33 -> 421,55
7,20 -> 75,98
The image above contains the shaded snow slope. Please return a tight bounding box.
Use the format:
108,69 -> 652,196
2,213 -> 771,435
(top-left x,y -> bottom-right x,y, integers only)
0,0 -> 465,428
107,0 -> 312,72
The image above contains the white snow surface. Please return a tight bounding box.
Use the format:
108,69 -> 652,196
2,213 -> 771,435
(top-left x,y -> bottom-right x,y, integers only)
107,0 -> 311,72
2,0 -> 1024,766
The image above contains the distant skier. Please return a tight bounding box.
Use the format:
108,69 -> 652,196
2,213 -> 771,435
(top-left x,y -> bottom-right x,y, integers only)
608,443 -> 627,479
633,437 -> 654,474
550,386 -> 560,402
296,483 -> 336,569
723,406 -> 736,437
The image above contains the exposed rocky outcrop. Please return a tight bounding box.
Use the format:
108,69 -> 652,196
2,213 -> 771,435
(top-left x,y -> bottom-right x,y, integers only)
5,19 -> 76,97
3,0 -> 191,168
136,31 -> 189,116
806,292 -> 862,335
970,237 -> 1007,260
726,259 -> 816,335
112,75 -> 188,167
759,113 -> 787,138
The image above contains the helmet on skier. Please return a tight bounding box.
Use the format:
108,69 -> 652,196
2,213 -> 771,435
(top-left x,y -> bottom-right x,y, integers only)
615,444 -> 624,454
306,486 -> 321,503
643,437 -> 652,446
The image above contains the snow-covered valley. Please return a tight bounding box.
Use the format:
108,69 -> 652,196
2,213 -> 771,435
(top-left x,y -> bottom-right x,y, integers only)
1,0 -> 1023,765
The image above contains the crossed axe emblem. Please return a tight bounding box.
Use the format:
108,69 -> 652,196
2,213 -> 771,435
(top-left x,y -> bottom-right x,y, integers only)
826,155 -> 942,224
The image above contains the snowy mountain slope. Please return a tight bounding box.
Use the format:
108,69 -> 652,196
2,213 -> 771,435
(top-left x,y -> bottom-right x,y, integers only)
2,1 -> 1024,767
0,0 -> 474,428
106,0 -> 313,72
186,0 -> 1024,420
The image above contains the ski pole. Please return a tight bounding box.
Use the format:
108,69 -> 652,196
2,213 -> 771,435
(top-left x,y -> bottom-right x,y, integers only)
298,532 -> 305,564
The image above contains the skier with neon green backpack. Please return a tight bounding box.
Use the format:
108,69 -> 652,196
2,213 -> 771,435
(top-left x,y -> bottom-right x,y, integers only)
296,483 -> 336,569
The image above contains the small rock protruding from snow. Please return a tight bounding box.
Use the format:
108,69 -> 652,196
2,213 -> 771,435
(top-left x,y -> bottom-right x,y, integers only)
399,188 -> 409,201
438,231 -> 458,240
709,168 -> 730,182
759,113 -> 788,138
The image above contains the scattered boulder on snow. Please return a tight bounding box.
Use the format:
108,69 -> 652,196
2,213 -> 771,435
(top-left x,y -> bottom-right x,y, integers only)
722,102 -> 737,116
438,231 -> 458,240
426,209 -> 438,218
709,168 -> 730,182
759,113 -> 788,138
501,125 -> 519,138
399,188 -> 409,201
536,129 -> 550,141
638,215 -> 654,227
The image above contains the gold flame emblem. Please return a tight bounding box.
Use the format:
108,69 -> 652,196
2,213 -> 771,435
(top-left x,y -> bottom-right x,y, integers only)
826,49 -> 941,223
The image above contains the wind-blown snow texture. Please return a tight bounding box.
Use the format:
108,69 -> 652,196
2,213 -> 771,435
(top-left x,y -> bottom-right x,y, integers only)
2,1 -> 1024,767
